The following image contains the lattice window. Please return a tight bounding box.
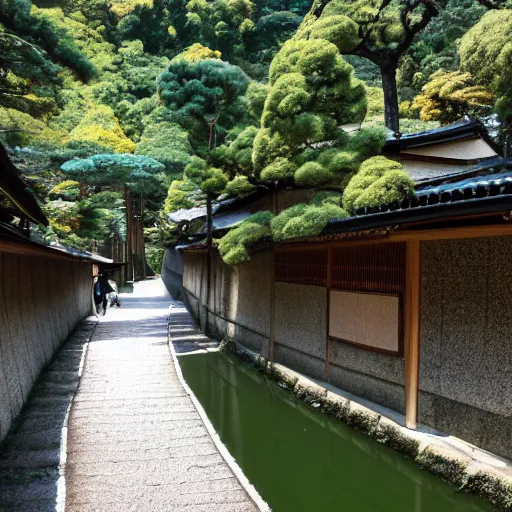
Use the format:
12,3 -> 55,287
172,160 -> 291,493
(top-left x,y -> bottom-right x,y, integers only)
329,242 -> 406,355
275,248 -> 327,286
331,243 -> 406,294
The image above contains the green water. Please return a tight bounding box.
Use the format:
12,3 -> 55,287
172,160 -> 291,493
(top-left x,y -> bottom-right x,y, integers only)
179,352 -> 492,512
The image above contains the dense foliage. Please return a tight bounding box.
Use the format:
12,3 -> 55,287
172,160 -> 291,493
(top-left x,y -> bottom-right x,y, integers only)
0,0 -> 510,268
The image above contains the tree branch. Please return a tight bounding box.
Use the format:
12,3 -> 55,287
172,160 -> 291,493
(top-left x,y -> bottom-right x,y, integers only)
355,0 -> 394,50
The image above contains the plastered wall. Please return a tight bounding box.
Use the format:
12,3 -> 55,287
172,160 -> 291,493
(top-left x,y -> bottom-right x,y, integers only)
420,237 -> 512,458
0,252 -> 92,442
181,240 -> 512,458
161,248 -> 184,300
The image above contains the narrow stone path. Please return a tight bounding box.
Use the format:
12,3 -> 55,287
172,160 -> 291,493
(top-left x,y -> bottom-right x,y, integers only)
65,279 -> 258,512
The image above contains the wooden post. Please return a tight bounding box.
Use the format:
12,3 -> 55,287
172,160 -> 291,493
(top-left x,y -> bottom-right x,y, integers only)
405,240 -> 421,429
205,197 -> 212,333
325,246 -> 332,381
124,187 -> 133,282
269,248 -> 276,365
269,190 -> 278,366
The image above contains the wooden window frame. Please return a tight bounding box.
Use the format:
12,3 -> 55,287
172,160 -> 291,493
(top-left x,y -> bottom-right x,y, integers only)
328,242 -> 406,357
328,289 -> 404,357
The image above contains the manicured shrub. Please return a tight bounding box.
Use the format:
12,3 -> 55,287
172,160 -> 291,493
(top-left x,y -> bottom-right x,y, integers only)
353,171 -> 416,211
260,158 -> 296,182
294,161 -> 333,186
218,211 -> 273,264
225,176 -> 256,196
271,200 -> 348,241
200,168 -> 229,197
343,156 -> 414,213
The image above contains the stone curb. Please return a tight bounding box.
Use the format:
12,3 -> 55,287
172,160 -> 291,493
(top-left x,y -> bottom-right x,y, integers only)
230,340 -> 512,511
56,316 -> 98,512
168,305 -> 271,512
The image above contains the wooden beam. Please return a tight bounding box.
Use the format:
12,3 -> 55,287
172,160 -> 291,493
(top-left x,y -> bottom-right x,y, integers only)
325,246 -> 332,380
274,222 -> 512,253
269,248 -> 276,366
404,240 -> 421,430
0,239 -> 93,264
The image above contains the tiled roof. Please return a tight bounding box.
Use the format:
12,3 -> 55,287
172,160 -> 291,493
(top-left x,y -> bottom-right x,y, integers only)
324,170 -> 512,236
0,221 -> 113,263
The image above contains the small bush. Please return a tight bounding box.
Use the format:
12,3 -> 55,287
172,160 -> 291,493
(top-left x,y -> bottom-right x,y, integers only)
270,204 -> 308,241
294,161 -> 333,187
260,158 -> 296,182
200,168 -> 229,197
353,171 -> 415,211
218,211 -> 273,264
310,191 -> 343,207
146,246 -> 164,275
343,156 -> 413,213
225,176 -> 256,197
271,201 -> 348,241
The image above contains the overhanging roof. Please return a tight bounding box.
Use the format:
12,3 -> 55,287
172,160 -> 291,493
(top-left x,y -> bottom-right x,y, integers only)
0,221 -> 113,264
0,143 -> 48,226
385,119 -> 493,151
324,171 -> 512,235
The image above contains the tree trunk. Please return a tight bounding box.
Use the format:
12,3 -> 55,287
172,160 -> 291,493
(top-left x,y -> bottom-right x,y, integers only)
381,64 -> 400,136
131,194 -> 146,281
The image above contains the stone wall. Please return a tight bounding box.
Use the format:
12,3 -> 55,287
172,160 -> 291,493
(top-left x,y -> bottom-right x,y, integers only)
161,248 -> 184,300
181,250 -> 272,353
0,252 -> 93,442
419,237 -> 512,458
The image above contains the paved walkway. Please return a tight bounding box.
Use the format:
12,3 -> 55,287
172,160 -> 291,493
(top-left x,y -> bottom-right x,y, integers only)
65,279 -> 258,512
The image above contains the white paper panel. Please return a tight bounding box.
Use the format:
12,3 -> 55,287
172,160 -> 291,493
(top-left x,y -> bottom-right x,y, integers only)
329,290 -> 399,352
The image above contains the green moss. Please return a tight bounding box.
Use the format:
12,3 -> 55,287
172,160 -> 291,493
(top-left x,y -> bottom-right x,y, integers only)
294,161 -> 333,187
416,448 -> 469,488
465,472 -> 512,510
225,176 -> 256,196
260,158 -> 297,182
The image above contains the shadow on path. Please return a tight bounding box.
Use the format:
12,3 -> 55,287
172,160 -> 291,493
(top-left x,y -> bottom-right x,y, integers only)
0,320 -> 95,512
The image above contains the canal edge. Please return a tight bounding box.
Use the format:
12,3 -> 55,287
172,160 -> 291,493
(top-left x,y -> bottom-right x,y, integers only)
167,305 -> 272,512
56,316 -> 98,512
232,341 -> 512,511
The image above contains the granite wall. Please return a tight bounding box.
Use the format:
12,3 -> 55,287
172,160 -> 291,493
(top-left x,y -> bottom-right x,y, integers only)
0,252 -> 93,442
419,237 -> 512,459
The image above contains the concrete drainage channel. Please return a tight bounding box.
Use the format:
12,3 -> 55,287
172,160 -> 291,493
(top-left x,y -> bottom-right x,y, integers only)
230,342 -> 512,511
0,318 -> 97,512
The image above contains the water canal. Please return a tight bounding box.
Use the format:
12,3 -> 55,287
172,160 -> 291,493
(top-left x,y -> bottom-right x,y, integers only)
179,351 -> 492,512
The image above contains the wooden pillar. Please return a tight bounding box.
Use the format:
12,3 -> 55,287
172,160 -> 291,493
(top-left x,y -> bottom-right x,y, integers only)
325,246 -> 332,381
205,198 -> 212,334
405,240 -> 421,429
269,190 -> 278,366
269,248 -> 276,365
124,187 -> 133,282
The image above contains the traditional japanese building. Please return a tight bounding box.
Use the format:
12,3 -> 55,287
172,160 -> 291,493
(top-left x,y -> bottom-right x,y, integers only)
167,121 -> 512,460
